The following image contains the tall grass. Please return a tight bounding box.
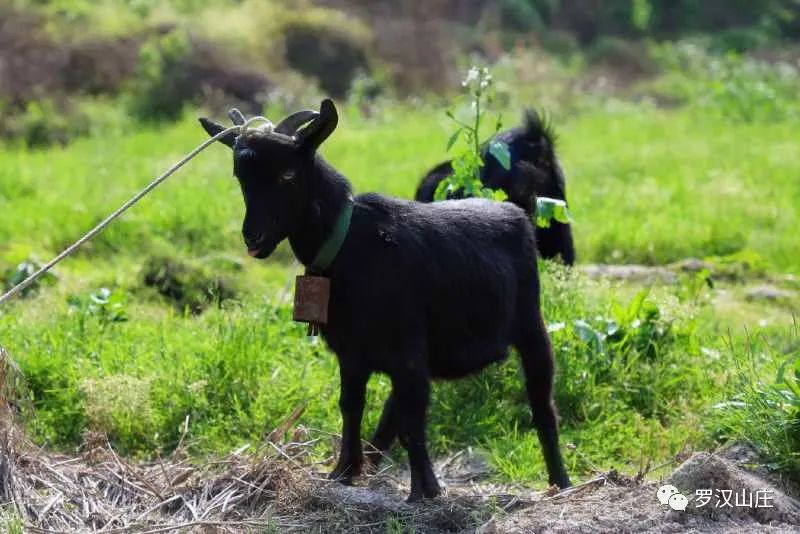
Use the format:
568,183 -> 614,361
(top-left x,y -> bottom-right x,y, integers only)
713,325 -> 800,473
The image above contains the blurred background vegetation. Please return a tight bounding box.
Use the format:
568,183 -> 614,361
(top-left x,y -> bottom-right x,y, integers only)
2,0 -> 799,146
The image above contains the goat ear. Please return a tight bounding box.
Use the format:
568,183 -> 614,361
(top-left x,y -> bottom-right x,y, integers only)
275,109 -> 319,135
198,117 -> 236,148
296,99 -> 338,153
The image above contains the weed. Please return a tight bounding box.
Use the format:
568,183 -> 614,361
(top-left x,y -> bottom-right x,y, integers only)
435,66 -> 507,202
3,260 -> 57,298
713,329 -> 800,474
0,506 -> 24,534
67,287 -> 128,327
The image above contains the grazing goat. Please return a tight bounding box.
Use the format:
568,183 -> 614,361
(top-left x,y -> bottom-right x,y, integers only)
416,110 -> 575,265
200,100 -> 571,502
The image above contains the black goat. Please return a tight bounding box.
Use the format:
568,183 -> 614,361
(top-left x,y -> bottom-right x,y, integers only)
416,110 -> 575,265
199,100 -> 571,501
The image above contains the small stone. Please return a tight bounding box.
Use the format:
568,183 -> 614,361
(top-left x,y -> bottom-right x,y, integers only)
673,258 -> 712,273
476,519 -> 498,534
745,284 -> 795,301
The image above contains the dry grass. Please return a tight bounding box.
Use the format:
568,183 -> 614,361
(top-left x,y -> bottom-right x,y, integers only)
0,347 -> 497,533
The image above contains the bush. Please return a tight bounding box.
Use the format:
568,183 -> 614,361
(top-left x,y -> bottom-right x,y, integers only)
0,99 -> 91,148
127,28 -> 270,121
500,0 -> 545,32
586,36 -> 660,79
141,256 -> 237,314
280,9 -> 372,98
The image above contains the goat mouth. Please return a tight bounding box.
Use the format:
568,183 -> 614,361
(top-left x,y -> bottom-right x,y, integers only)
247,244 -> 275,259
247,248 -> 271,259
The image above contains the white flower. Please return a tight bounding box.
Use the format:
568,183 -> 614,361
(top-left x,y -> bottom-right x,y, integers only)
462,66 -> 480,87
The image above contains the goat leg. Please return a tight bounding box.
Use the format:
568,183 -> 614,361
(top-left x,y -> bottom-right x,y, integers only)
329,366 -> 368,484
392,367 -> 441,502
516,311 -> 572,489
364,392 -> 398,472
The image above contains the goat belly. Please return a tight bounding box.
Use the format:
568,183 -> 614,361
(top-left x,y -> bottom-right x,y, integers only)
327,195 -> 535,378
322,195 -> 537,378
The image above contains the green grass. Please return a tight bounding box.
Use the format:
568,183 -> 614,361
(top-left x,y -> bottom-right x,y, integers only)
1,95 -> 798,486
560,104 -> 800,270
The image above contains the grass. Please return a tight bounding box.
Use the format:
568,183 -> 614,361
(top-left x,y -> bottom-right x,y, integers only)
712,327 -> 800,473
1,73 -> 799,487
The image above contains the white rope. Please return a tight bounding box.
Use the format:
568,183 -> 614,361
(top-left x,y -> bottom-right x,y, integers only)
0,117 -> 264,307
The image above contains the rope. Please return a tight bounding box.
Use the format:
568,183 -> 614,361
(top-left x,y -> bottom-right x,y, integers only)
0,116 -> 268,307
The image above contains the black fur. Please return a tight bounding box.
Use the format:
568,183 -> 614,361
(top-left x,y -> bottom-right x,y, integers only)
200,100 -> 571,502
416,110 -> 575,265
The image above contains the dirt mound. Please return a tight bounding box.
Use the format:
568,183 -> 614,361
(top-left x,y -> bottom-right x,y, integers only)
494,451 -> 799,533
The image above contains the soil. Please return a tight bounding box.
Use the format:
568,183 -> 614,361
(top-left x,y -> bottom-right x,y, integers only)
333,445 -> 800,533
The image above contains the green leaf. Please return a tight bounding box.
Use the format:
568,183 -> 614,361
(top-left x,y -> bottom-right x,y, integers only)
488,140 -> 511,171
573,320 -> 596,343
535,197 -> 573,228
446,128 -> 462,152
491,189 -> 508,202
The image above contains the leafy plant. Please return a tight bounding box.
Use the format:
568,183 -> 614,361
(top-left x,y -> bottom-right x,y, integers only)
435,66 -> 508,203
3,260 -> 57,298
436,67 -> 573,228
535,197 -> 572,228
569,289 -> 670,360
128,28 -> 193,121
67,287 -> 128,326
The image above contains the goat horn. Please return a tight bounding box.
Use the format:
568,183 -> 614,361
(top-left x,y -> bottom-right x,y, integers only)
275,110 -> 319,135
228,108 -> 246,126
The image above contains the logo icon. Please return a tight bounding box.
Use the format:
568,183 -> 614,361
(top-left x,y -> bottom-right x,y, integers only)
668,493 -> 688,511
657,485 -> 688,511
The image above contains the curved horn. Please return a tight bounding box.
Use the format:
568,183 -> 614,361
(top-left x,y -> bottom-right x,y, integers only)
275,110 -> 319,135
228,108 -> 246,126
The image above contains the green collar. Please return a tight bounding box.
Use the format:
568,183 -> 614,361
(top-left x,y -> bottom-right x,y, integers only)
308,197 -> 353,273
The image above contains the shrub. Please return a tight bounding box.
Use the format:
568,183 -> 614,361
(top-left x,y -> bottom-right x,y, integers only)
141,256 -> 237,314
586,36 -> 660,79
279,9 -> 372,98
128,28 -> 270,121
0,99 -> 92,147
500,0 -> 545,32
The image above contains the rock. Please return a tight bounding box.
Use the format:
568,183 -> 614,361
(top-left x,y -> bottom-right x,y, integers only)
745,285 -> 796,302
581,264 -> 677,283
476,518 -> 498,533
673,258 -> 713,273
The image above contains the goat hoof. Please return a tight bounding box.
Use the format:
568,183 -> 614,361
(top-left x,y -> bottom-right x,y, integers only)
551,475 -> 572,489
406,490 -> 423,503
329,461 -> 360,485
407,476 -> 441,502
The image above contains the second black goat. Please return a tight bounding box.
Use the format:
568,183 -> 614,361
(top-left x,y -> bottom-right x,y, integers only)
416,110 -> 575,265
